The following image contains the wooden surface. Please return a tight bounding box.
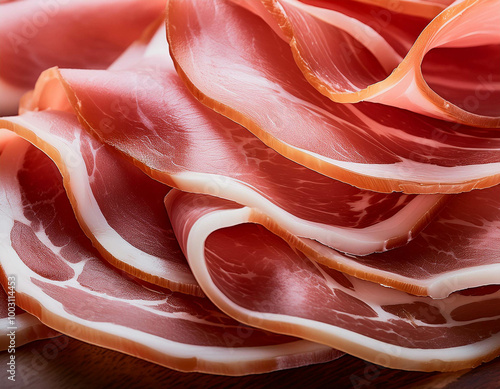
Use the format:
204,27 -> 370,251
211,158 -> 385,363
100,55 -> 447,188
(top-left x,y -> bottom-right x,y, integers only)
1,337 -> 499,388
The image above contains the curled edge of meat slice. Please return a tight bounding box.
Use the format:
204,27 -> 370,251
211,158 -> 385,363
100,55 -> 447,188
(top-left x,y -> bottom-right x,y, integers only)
0,112 -> 202,297
166,189 -> 500,372
257,0 -> 500,127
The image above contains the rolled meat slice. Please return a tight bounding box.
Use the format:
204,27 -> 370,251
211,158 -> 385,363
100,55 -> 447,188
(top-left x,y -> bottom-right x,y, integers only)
250,0 -> 500,126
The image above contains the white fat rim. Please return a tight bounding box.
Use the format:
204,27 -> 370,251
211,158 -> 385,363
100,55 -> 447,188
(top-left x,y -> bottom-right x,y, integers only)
172,171 -> 442,255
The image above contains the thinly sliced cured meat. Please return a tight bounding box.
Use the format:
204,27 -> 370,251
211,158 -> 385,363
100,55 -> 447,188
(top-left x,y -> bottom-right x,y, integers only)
167,189 -> 500,372
167,0 -> 500,194
0,112 -> 199,295
20,27 -> 447,257
0,136 -> 341,375
297,183 -> 500,298
248,0 -> 500,126
0,0 -> 166,115
0,280 -> 59,351
1,0 -> 498,377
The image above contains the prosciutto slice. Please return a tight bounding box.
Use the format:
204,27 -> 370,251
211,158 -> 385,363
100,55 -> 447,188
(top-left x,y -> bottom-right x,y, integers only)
297,183 -> 500,298
167,189 -> 500,372
250,0 -> 500,126
0,111 -> 199,295
167,0 -> 500,194
20,27 -> 446,257
0,0 -> 166,114
0,135 -> 341,375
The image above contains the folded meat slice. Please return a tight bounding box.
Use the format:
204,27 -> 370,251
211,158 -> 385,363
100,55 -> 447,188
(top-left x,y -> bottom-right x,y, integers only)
22,26 -> 447,258
0,112 -> 199,295
0,135 -> 341,375
167,0 -> 500,194
167,189 -> 500,372
298,183 -> 500,298
251,0 -> 500,126
0,0 -> 166,115
0,277 -> 59,351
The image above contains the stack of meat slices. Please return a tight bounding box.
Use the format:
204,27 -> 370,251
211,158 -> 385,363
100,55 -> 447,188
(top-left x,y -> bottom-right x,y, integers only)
0,0 -> 499,376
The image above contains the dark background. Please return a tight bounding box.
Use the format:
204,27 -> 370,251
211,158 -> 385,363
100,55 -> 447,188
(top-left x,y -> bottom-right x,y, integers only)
1,336 -> 499,388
